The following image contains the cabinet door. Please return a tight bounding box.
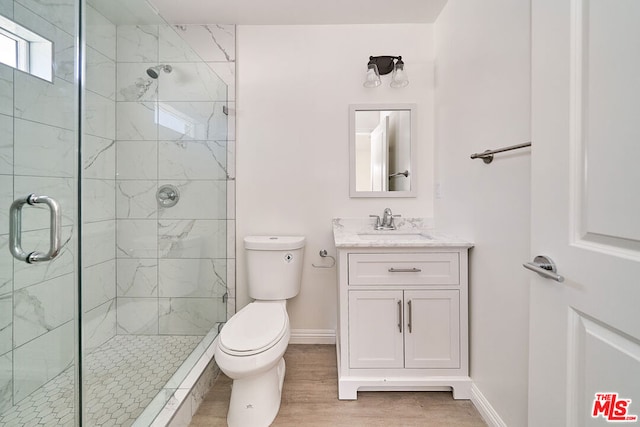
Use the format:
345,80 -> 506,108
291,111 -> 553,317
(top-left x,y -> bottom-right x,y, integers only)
348,290 -> 404,368
404,290 -> 460,369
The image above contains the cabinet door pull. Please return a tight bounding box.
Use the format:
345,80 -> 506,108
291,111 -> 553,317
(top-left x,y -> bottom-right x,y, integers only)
388,267 -> 422,273
397,300 -> 402,333
407,300 -> 412,333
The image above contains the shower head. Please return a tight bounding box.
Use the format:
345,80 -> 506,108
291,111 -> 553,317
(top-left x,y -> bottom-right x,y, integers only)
146,64 -> 172,79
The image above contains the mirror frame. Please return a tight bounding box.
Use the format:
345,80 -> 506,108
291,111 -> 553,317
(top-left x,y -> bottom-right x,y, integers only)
349,103 -> 417,198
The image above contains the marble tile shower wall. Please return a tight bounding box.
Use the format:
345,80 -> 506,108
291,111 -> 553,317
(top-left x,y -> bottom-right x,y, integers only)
0,0 -> 81,413
82,4 -> 118,353
114,24 -> 235,336
172,23 -> 237,321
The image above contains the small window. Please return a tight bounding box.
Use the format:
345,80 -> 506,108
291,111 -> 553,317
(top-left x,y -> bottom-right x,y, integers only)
0,30 -> 19,68
0,14 -> 53,82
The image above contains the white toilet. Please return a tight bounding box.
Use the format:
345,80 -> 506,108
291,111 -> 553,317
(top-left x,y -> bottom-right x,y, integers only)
214,235 -> 305,427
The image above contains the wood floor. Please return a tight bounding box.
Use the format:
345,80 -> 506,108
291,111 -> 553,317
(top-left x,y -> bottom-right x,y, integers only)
190,345 -> 486,427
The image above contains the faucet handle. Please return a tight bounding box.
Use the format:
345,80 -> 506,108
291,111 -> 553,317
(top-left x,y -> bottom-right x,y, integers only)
369,215 -> 382,229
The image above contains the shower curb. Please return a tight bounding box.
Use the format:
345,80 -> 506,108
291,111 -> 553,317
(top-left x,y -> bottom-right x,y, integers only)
148,337 -> 221,427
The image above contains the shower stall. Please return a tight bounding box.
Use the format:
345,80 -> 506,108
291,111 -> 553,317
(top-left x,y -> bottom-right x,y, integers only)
0,0 -> 234,424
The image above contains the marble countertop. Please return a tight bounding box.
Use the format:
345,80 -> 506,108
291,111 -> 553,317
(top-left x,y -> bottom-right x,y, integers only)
332,218 -> 474,248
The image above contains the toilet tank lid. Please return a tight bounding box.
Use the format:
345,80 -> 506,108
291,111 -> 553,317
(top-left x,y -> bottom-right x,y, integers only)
244,236 -> 306,250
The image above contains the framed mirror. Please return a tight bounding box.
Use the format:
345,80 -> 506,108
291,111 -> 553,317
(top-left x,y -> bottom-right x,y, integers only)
349,104 -> 417,198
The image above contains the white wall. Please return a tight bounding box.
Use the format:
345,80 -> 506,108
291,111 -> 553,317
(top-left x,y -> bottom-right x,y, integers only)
236,24 -> 434,333
434,1 -> 531,425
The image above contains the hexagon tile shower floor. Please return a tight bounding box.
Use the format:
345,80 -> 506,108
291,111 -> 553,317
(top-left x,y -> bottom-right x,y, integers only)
0,335 -> 202,426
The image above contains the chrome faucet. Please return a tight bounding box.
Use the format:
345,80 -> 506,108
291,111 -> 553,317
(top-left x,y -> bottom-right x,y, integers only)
370,208 -> 400,230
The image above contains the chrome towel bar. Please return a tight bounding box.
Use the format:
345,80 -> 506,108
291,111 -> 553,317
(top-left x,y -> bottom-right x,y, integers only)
470,142 -> 531,164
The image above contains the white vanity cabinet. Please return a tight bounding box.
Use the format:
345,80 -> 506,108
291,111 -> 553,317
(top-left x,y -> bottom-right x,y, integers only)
348,289 -> 460,370
335,245 -> 472,400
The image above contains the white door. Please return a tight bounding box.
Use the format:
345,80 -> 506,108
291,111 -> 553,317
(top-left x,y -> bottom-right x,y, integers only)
369,117 -> 389,191
530,1 -> 640,426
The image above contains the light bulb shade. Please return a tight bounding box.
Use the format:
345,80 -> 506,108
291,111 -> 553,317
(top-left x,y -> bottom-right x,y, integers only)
390,63 -> 409,88
363,63 -> 382,88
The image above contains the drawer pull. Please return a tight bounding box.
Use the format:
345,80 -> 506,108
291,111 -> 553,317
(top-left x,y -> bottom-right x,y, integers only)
388,267 -> 422,273
397,300 -> 402,333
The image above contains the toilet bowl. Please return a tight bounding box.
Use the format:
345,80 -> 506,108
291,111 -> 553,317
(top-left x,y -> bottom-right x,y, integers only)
214,235 -> 305,427
215,301 -> 290,427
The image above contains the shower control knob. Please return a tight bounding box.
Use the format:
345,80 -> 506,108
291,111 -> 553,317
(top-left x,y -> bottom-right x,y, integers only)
157,184 -> 180,208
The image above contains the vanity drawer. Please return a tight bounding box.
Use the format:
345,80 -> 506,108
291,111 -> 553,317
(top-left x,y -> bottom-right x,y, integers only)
348,253 -> 459,286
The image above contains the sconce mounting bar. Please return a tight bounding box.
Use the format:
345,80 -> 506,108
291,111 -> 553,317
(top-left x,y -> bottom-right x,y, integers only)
368,55 -> 403,75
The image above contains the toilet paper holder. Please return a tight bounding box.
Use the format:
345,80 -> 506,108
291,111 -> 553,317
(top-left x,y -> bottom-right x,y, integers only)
312,250 -> 336,269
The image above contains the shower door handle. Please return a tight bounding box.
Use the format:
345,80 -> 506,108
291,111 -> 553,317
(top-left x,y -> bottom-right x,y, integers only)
9,194 -> 62,263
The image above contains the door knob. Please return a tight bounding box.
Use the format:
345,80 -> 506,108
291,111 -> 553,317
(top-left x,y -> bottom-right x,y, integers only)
523,255 -> 564,282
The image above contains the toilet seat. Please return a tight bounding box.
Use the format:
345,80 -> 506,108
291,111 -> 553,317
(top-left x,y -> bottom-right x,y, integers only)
219,302 -> 288,357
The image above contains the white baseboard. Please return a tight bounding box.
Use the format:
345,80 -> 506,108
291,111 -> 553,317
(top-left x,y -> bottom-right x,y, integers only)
290,329 -> 336,344
470,383 -> 507,427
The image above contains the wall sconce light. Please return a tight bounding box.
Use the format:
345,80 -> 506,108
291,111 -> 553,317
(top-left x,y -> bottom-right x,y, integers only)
363,55 -> 409,88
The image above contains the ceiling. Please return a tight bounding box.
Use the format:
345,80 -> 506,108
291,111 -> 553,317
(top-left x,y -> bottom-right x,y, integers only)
147,0 -> 448,25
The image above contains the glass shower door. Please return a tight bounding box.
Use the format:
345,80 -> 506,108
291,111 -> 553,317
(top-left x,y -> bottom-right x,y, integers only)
0,0 -> 80,425
80,3 -> 230,424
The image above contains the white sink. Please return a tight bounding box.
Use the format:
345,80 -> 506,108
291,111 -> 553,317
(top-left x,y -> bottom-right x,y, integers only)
356,232 -> 433,241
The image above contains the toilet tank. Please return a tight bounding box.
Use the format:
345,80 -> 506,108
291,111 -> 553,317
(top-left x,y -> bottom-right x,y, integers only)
244,236 -> 305,300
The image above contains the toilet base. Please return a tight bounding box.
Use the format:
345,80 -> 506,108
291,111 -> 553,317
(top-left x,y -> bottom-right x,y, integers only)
227,358 -> 286,427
